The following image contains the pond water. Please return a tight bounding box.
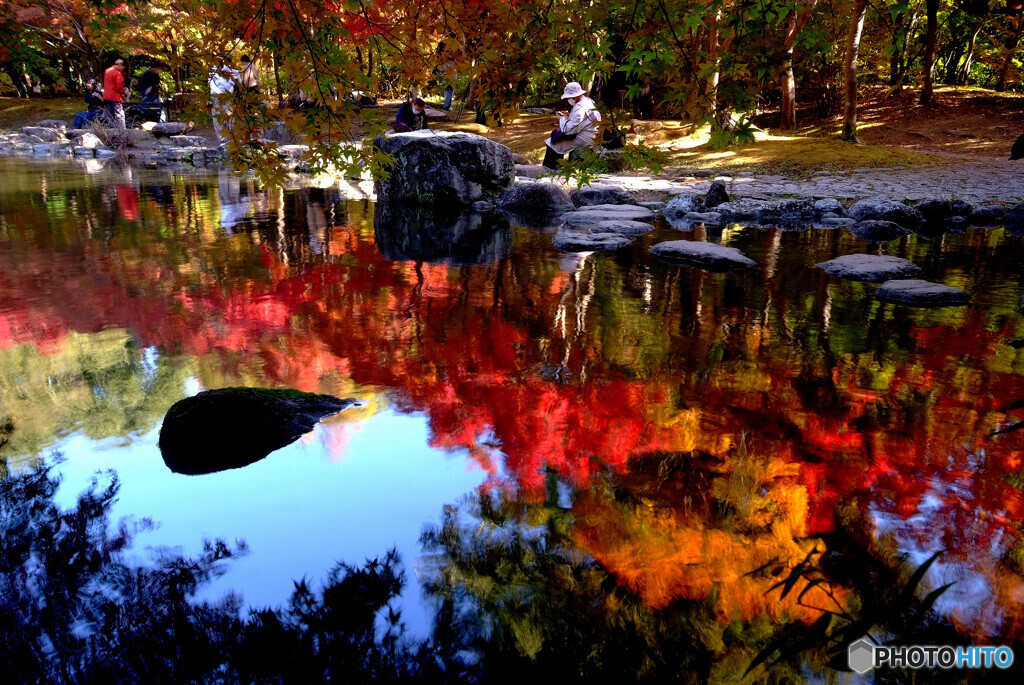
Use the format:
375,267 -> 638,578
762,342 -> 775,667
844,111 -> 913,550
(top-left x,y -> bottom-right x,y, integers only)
2,157 -> 1023,678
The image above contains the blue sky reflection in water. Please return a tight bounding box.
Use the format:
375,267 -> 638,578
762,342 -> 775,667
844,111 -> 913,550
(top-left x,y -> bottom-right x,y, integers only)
48,401 -> 485,635
3,156 -> 1024,679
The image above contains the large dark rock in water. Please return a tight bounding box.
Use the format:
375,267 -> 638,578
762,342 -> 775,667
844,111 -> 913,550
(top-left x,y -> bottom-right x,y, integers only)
374,203 -> 512,265
159,388 -> 354,475
373,131 -> 515,206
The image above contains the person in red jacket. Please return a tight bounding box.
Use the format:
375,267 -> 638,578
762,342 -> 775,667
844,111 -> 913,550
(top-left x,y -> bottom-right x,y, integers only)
103,59 -> 128,128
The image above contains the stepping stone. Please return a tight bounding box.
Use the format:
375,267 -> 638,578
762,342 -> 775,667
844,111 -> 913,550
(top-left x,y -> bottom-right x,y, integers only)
650,240 -> 755,271
816,255 -> 922,282
561,203 -> 656,226
594,220 -> 656,236
552,231 -> 632,252
875,279 -> 969,307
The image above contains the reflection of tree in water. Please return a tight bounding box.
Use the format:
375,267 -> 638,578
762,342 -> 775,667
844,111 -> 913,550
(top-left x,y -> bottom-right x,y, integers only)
0,466 -> 437,684
0,331 -> 195,469
1,464 -> 1018,682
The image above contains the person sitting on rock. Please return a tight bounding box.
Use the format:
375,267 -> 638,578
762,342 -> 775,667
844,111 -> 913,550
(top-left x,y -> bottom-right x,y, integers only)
542,81 -> 601,169
394,97 -> 428,133
73,79 -> 106,128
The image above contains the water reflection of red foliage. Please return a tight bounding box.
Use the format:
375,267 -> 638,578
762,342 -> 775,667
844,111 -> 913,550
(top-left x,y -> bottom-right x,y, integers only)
3,213 -> 1024,636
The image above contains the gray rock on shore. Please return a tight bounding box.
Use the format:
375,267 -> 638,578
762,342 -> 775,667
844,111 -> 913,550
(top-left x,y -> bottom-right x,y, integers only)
35,119 -> 67,130
571,185 -> 635,207
711,197 -> 813,226
22,126 -> 64,142
650,240 -> 756,271
814,198 -> 846,217
875,279 -> 969,307
374,131 -> 515,206
704,181 -> 730,209
152,122 -> 189,136
663,193 -> 706,221
968,205 -> 1006,226
847,197 -> 924,228
849,220 -> 910,242
169,135 -> 209,148
816,254 -> 923,282
1005,201 -> 1024,234
915,198 -> 953,222
69,132 -> 103,150
514,164 -> 547,179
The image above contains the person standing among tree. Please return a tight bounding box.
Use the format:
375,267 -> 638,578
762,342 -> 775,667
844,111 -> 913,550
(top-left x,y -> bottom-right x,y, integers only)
137,64 -> 165,102
209,55 -> 240,143
103,59 -> 128,128
240,56 -> 260,95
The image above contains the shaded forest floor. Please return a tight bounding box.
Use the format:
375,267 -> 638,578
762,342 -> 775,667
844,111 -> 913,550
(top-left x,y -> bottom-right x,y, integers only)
3,85 -> 1021,176
841,85 -> 1023,159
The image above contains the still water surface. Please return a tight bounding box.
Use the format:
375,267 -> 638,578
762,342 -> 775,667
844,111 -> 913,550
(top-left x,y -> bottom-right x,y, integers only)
2,157 -> 1023,675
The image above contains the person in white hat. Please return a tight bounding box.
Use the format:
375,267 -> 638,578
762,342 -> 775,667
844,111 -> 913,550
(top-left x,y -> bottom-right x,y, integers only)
542,81 -> 602,169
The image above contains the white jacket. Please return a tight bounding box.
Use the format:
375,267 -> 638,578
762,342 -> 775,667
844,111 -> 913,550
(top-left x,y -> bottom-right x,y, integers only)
545,96 -> 601,154
209,67 -> 239,96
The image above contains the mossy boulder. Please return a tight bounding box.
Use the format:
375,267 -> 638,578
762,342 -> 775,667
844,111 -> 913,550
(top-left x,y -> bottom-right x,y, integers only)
159,387 -> 355,475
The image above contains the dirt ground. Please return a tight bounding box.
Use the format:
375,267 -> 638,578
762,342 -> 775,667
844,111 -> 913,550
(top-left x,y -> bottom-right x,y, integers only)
757,85 -> 1024,161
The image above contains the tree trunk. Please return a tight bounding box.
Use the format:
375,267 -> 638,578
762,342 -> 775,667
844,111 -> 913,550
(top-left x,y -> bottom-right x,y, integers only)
944,41 -> 965,84
921,0 -> 939,105
996,16 -> 1024,91
705,9 -> 720,120
779,11 -> 798,129
958,13 -> 989,84
842,0 -> 868,142
272,51 -> 284,104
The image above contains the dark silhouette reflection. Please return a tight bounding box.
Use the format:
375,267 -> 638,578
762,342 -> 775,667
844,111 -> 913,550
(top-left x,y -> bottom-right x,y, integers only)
0,467 -> 443,684
159,388 -> 354,475
5,464 -> 1010,683
374,203 -> 512,265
